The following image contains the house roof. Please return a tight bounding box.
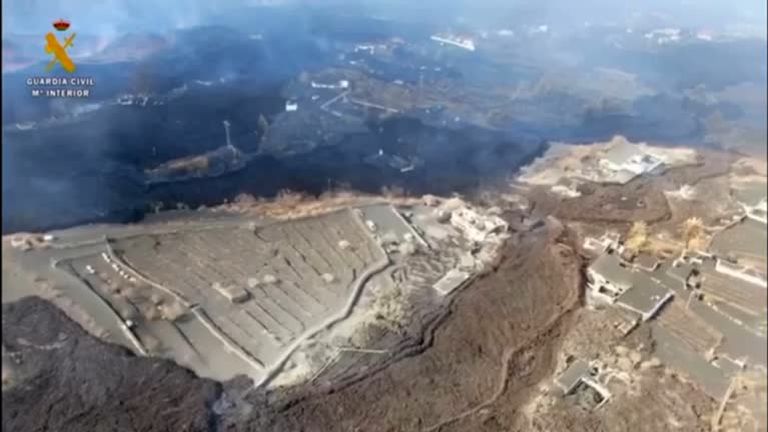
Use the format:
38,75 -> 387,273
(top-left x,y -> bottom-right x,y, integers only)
602,141 -> 642,166
555,359 -> 590,394
616,272 -> 674,319
589,252 -> 634,287
666,259 -> 697,284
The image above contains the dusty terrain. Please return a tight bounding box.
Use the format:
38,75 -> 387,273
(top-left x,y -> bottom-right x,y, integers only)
2,145 -> 764,432
522,308 -> 716,432
552,150 -> 734,225
217,217 -> 582,431
2,212 -> 582,432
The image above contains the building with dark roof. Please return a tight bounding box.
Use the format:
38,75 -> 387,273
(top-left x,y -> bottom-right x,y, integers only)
586,251 -> 634,302
615,272 -> 674,321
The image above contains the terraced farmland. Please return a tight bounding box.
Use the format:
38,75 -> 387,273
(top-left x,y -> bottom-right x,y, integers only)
107,209 -> 386,376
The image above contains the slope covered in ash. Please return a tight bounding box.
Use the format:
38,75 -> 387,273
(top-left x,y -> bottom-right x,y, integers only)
1,296 -> 221,432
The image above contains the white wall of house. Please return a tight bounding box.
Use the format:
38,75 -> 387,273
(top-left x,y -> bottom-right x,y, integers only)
586,268 -> 627,301
450,208 -> 508,242
715,259 -> 768,288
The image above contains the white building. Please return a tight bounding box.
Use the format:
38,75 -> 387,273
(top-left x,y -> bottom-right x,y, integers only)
586,252 -> 633,302
599,141 -> 663,176
449,207 -> 508,242
588,251 -> 674,321
714,259 -> 767,288
430,34 -> 476,51
433,269 -> 471,295
354,44 -> 375,54
310,80 -> 349,89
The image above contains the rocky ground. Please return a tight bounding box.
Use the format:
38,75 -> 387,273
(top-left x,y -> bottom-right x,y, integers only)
217,218 -> 582,432
522,308 -> 716,432
2,297 -> 222,432
553,150 -> 734,226
2,212 -> 582,432
2,148 -> 759,432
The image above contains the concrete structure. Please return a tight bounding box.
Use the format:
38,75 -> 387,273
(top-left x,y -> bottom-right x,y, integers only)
615,275 -> 674,321
430,34 -> 476,51
555,359 -> 591,394
433,269 -> 471,296
212,283 -> 250,304
633,253 -> 659,272
358,204 -> 428,248
709,215 -> 767,279
599,140 -> 663,176
583,206 -> 766,405
588,251 -> 673,320
714,259 -> 767,288
354,44 -> 375,54
666,258 -> 698,289
578,377 -> 612,410
555,359 -> 612,410
586,252 -> 633,302
448,207 -> 508,243
310,80 -> 349,89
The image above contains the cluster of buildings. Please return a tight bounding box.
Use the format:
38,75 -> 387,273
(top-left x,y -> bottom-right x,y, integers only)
420,196 -> 509,244
585,248 -> 674,323
445,205 -> 509,243
585,215 -> 766,324
580,185 -> 767,404
9,233 -> 55,251
428,202 -> 508,295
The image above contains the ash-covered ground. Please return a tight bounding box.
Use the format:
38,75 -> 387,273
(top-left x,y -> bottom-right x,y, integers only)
2,297 -> 222,432
2,2 -> 766,432
2,210 -> 581,432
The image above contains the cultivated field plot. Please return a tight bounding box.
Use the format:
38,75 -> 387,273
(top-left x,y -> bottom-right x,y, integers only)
657,302 -> 722,355
59,252 -> 257,381
109,209 -> 385,372
699,267 -> 768,316
709,218 -> 767,271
